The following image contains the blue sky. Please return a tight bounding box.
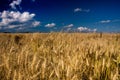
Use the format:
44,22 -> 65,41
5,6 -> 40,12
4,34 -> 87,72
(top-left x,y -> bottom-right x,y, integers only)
0,0 -> 120,32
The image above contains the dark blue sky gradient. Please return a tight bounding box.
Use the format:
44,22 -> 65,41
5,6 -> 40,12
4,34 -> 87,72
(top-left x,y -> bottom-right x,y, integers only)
0,0 -> 120,32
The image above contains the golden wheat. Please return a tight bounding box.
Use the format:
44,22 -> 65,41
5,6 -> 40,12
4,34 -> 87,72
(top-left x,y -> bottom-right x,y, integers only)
0,33 -> 120,80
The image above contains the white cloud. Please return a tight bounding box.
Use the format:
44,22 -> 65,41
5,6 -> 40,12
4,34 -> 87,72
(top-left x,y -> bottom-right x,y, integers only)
64,24 -> 74,28
45,23 -> 56,28
77,27 -> 90,31
9,0 -> 36,10
74,8 -> 90,12
100,20 -> 111,23
7,25 -> 19,29
93,29 -> 97,32
77,27 -> 97,32
9,0 -> 22,10
1,11 -> 9,18
74,8 -> 82,12
0,11 -> 40,30
0,11 -> 35,24
32,21 -> 40,27
0,0 -> 40,31
19,12 -> 35,22
99,19 -> 120,24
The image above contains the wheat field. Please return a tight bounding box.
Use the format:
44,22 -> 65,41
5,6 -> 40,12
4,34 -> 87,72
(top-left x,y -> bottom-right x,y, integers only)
0,33 -> 120,80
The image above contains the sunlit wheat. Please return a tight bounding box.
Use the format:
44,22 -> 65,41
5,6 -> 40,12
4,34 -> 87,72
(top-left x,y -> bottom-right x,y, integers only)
0,33 -> 120,80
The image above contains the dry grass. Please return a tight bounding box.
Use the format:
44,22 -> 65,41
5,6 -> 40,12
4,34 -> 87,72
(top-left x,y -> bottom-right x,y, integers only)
0,33 -> 120,80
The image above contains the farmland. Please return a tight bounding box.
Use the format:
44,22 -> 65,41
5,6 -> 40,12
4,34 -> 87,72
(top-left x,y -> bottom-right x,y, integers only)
0,33 -> 120,80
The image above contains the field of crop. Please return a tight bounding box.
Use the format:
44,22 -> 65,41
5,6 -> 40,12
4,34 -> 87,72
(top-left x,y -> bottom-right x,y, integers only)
0,33 -> 120,80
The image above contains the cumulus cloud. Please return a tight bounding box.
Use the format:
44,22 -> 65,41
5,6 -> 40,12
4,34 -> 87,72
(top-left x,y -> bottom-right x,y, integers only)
9,0 -> 36,10
100,20 -> 111,23
7,24 -> 24,29
77,27 -> 97,32
9,0 -> 22,10
74,8 -> 82,12
74,8 -> 90,12
0,0 -> 40,31
32,21 -> 40,27
0,11 -> 35,24
19,12 -> 35,22
64,24 -> 74,28
62,24 -> 74,32
0,11 -> 40,30
45,23 -> 56,28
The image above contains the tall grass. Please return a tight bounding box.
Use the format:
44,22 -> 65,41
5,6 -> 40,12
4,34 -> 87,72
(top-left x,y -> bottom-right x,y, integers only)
0,33 -> 120,80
